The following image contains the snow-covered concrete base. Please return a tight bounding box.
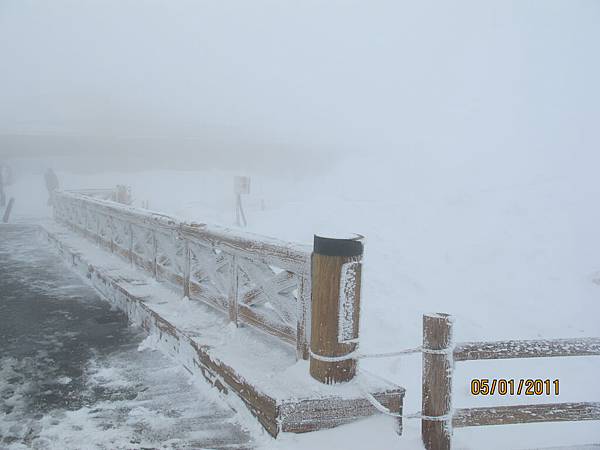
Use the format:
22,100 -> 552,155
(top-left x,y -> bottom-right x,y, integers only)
40,221 -> 405,437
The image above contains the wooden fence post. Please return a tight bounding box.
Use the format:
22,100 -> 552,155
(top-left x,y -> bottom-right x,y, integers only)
422,313 -> 453,450
228,255 -> 239,325
95,213 -> 101,245
152,231 -> 158,280
128,223 -> 134,265
84,204 -> 89,234
309,234 -> 363,384
109,215 -> 114,253
183,239 -> 191,298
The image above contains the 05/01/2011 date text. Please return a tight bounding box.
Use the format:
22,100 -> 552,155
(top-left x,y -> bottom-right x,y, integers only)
471,379 -> 560,396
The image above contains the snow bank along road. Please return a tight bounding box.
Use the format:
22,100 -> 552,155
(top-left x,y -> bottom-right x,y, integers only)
0,225 -> 254,450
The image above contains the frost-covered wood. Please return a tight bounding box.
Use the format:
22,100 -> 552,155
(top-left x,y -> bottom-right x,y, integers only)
43,225 -> 405,438
453,402 -> 600,428
338,261 -> 360,344
53,190 -> 312,359
454,337 -> 600,361
421,313 -> 453,450
310,235 -> 363,385
64,188 -> 116,200
426,312 -> 600,450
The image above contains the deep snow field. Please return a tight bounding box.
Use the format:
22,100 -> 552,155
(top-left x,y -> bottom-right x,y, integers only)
3,153 -> 600,449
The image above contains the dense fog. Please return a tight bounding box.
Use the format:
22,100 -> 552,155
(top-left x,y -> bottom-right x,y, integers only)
1,1 -> 599,177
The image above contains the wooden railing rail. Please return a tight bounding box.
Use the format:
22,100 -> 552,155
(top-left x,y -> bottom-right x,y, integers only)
453,338 -> 600,361
63,188 -> 116,200
452,402 -> 600,428
53,190 -> 313,360
421,313 -> 600,450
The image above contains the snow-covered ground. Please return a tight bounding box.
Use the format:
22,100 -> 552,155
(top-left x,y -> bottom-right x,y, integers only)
0,225 -> 258,450
3,153 -> 600,448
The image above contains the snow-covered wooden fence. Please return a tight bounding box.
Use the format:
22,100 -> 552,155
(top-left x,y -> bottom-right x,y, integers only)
421,313 -> 600,450
63,185 -> 132,204
53,190 -> 313,360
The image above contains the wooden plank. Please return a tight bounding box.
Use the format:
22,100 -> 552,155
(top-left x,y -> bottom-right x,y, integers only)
454,338 -> 600,361
132,252 -> 154,275
453,402 -> 600,428
279,388 -> 405,433
184,223 -> 310,272
188,243 -> 230,298
238,304 -> 297,346
157,265 -> 185,290
237,258 -> 296,327
241,270 -> 296,306
188,282 -> 229,313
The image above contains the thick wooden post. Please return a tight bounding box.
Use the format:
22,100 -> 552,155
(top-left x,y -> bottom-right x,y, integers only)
310,234 -> 363,384
422,313 -> 453,450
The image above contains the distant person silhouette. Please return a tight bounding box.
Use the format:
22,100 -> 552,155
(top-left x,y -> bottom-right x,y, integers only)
45,168 -> 59,206
0,168 -> 5,207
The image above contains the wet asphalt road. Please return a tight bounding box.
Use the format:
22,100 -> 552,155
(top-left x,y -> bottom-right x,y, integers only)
0,225 -> 253,449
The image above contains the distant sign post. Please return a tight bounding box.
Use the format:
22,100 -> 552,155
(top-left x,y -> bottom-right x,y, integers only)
234,176 -> 250,227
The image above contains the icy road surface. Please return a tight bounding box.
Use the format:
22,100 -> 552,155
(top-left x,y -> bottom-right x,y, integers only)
0,225 -> 254,449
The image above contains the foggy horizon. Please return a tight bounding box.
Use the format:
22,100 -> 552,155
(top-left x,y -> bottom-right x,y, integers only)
2,1 -> 598,174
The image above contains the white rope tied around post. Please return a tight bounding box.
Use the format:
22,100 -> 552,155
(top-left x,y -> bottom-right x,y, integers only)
309,346 -> 454,422
420,347 -> 453,355
358,346 -> 424,359
309,346 -> 423,362
357,383 -> 450,421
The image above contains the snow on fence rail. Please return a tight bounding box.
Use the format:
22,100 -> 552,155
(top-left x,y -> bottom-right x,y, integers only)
63,185 -> 132,204
53,190 -> 313,360
421,313 -> 600,450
